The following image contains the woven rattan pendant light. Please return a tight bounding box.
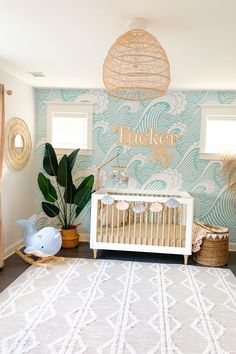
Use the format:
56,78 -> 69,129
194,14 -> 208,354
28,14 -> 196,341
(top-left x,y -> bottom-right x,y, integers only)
103,19 -> 170,101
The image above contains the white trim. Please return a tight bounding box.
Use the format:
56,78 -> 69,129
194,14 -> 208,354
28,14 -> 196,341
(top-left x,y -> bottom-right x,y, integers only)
4,239 -> 24,260
3,233 -> 90,261
199,104 -> 236,108
3,235 -> 234,261
45,101 -> 96,105
56,149 -> 93,157
229,242 -> 236,252
199,153 -> 222,160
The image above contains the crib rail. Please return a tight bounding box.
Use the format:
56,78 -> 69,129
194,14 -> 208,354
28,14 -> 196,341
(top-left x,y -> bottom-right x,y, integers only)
90,189 -> 193,261
97,200 -> 186,247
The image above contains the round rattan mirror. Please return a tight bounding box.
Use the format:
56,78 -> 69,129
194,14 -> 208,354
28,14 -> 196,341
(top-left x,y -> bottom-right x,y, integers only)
5,117 -> 32,170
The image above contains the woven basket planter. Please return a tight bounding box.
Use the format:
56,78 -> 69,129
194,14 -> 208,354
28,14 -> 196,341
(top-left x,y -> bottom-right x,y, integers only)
60,226 -> 79,249
193,222 -> 229,267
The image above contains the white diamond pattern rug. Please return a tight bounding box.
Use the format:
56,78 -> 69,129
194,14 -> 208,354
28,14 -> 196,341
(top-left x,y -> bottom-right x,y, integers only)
0,258 -> 235,354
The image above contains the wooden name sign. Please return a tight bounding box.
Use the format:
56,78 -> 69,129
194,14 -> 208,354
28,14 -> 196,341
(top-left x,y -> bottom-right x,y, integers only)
113,125 -> 179,167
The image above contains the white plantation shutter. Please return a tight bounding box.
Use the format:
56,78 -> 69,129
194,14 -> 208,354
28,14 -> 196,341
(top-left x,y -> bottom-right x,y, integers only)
200,105 -> 236,159
47,102 -> 93,154
52,113 -> 88,149
205,117 -> 236,154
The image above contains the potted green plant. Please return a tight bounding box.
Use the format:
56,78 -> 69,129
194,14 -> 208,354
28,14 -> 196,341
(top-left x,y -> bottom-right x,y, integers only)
38,143 -> 94,248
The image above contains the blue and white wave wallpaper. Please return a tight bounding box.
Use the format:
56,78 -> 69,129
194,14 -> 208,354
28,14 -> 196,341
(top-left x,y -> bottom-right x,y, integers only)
35,89 -> 236,241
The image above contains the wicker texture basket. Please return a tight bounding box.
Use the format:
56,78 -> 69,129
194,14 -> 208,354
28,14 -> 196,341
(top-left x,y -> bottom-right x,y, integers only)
193,222 -> 229,267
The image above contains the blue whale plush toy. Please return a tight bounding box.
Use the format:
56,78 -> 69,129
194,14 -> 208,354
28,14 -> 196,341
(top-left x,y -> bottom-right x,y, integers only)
16,215 -> 62,257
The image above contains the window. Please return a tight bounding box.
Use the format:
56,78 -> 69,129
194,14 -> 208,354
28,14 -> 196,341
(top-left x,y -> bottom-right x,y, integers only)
47,102 -> 93,155
200,104 -> 236,160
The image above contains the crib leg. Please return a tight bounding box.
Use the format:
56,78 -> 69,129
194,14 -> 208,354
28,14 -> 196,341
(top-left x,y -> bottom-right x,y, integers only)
93,249 -> 98,259
184,255 -> 189,265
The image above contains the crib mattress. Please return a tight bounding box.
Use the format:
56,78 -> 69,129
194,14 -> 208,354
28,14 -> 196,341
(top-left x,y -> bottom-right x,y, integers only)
97,223 -> 186,247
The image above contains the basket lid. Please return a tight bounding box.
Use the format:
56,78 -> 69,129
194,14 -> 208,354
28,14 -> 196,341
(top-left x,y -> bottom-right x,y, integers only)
194,221 -> 229,234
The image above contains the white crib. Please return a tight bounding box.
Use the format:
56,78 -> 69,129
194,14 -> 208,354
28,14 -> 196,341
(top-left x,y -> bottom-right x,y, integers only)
90,188 -> 194,264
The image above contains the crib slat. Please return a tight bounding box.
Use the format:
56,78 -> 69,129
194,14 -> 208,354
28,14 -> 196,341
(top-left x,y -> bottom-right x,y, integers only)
100,201 -> 103,242
161,207 -> 165,246
122,211 -> 125,243
133,209 -> 136,244
128,205 -> 131,244
173,207 -> 177,247
139,211 -> 142,244
97,200 -> 100,242
111,203 -> 114,243
180,204 -> 183,247
183,204 -> 185,247
167,207 -> 171,246
150,210 -> 154,245
156,212 -> 159,246
105,204 -> 109,243
145,203 -> 148,245
117,210 -> 120,243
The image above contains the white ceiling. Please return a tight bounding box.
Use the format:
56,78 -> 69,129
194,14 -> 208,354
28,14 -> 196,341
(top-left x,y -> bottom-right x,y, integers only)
0,0 -> 236,89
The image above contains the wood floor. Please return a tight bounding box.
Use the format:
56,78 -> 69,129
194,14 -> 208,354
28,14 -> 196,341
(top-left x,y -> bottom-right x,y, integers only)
0,242 -> 235,293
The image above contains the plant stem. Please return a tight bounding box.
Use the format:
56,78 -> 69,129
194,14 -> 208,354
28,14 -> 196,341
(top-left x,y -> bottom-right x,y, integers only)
65,198 -> 67,228
55,178 -> 67,228
55,188 -> 66,224
70,205 -> 78,226
70,204 -> 77,221
68,203 -> 72,226
55,200 -> 64,226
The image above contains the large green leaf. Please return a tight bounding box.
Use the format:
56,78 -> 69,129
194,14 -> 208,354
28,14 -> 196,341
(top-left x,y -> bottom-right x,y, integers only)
42,202 -> 59,218
64,183 -> 77,204
43,143 -> 58,176
38,172 -> 58,203
74,187 -> 92,217
76,175 -> 95,191
68,149 -> 80,171
57,155 -> 72,188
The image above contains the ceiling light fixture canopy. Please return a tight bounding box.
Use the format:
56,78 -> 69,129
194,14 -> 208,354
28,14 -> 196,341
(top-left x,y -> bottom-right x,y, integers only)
103,18 -> 170,101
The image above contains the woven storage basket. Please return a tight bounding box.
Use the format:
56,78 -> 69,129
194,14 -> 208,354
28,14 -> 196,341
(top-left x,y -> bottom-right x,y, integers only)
193,222 -> 229,267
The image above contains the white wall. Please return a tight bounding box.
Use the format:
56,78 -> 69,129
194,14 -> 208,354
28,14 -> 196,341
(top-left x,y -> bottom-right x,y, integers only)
0,69 -> 35,258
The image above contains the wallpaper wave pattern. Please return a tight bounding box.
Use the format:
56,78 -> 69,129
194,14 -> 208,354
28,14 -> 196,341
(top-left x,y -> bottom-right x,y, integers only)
35,89 -> 236,242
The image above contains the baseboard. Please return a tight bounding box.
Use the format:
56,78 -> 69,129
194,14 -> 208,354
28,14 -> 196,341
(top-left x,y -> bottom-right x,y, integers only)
229,242 -> 236,251
3,233 -> 90,261
3,234 -> 234,261
4,239 -> 24,260
79,233 -> 90,242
